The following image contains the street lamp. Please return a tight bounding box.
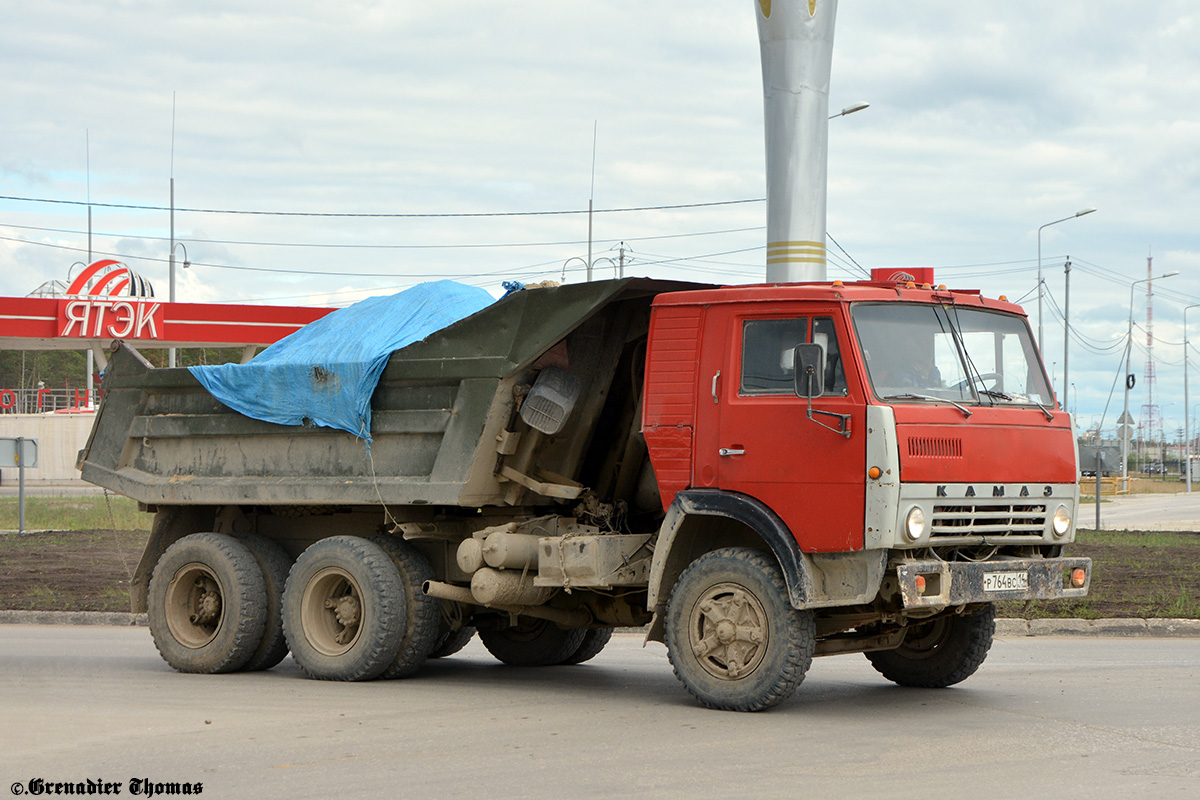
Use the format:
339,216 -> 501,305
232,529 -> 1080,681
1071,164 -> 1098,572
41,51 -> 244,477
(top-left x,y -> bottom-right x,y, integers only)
829,102 -> 869,119
1038,207 -> 1096,353
1121,270 -> 1179,481
1184,304 -> 1200,492
562,255 -> 616,282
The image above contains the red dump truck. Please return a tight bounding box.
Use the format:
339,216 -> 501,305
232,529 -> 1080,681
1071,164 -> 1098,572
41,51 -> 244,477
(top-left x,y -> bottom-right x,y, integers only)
79,277 -> 1089,711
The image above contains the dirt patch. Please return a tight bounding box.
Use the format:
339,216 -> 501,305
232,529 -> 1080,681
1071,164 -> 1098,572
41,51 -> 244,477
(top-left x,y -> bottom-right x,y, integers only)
1,528 -> 1198,618
0,529 -> 148,612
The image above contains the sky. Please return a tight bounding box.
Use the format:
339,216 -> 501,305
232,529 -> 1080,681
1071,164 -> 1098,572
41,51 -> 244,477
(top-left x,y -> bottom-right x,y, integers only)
2,0 -> 1199,440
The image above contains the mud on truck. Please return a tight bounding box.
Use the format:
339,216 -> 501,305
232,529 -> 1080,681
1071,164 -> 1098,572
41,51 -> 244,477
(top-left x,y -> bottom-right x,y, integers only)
79,277 -> 1090,711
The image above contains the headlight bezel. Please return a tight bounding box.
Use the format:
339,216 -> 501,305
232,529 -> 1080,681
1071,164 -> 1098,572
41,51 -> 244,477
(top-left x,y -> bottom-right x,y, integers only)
1051,504 -> 1072,538
904,506 -> 926,542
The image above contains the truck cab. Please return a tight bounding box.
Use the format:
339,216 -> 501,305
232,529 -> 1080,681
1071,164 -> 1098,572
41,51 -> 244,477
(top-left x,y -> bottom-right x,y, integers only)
641,280 -> 1088,706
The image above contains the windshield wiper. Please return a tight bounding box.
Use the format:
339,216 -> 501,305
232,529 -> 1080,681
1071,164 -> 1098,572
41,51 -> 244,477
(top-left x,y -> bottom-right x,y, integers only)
979,389 -> 1012,402
883,393 -> 972,418
1030,398 -> 1054,421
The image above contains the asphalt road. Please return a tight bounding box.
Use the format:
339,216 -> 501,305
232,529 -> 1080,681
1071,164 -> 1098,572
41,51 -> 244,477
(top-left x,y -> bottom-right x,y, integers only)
2,627 -> 1198,799
1090,492 -> 1200,532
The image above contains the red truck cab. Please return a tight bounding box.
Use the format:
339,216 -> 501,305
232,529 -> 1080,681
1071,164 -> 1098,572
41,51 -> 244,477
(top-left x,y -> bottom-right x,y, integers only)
643,280 -> 1085,615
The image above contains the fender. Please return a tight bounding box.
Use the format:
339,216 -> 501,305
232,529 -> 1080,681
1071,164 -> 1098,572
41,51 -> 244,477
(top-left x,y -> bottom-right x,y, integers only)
647,489 -> 818,611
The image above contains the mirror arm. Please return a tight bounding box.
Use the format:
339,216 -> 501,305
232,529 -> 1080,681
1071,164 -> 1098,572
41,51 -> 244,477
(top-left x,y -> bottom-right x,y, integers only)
804,374 -> 852,438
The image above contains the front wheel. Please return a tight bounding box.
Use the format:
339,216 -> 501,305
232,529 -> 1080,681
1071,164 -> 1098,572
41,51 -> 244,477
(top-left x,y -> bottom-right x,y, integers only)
665,548 -> 815,712
865,604 -> 996,688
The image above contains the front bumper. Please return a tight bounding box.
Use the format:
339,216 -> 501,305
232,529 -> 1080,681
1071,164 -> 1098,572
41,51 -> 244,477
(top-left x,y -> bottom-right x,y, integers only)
895,557 -> 1091,608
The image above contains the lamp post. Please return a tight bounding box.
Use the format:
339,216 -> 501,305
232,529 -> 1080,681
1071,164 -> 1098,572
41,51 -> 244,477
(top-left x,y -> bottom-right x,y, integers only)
1185,304 -> 1200,491
1122,270 -> 1179,481
167,240 -> 189,368
1038,208 -> 1096,353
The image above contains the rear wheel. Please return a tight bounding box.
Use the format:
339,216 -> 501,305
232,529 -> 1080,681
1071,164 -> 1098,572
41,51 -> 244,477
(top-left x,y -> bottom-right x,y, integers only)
367,535 -> 442,678
429,625 -> 476,658
562,627 -> 614,665
866,604 -> 995,688
147,533 -> 267,674
236,534 -> 293,672
665,547 -> 815,712
282,536 -> 405,681
479,618 -> 588,667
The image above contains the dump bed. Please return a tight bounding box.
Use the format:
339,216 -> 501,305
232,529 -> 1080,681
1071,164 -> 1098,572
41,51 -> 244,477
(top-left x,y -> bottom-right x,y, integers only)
79,278 -> 700,508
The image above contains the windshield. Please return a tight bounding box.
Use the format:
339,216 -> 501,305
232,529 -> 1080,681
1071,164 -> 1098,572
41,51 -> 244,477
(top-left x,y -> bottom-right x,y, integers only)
851,302 -> 1054,407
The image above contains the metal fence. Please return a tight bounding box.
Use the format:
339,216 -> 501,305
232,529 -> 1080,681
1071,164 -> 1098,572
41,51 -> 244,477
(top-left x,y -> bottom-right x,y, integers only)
0,387 -> 98,414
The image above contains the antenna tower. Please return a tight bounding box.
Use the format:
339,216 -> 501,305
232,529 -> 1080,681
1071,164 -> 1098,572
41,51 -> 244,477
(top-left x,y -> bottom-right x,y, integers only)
1138,252 -> 1164,469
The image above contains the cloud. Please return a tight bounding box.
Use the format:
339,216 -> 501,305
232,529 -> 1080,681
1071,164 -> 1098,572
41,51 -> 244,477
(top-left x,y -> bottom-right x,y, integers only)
2,0 -> 1199,430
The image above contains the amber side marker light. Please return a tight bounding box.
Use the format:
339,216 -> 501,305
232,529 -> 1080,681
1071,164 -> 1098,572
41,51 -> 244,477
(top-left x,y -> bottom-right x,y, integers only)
868,466 -> 882,479
914,575 -> 927,594
1070,568 -> 1087,588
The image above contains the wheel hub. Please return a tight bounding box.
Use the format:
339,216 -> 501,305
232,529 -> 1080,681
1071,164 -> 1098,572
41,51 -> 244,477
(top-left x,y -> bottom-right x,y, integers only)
164,563 -> 225,649
190,577 -> 222,626
301,567 -> 366,655
689,582 -> 768,680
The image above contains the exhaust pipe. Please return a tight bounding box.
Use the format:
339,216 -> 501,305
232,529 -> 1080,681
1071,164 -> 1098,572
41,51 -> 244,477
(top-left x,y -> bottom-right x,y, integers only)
755,0 -> 839,283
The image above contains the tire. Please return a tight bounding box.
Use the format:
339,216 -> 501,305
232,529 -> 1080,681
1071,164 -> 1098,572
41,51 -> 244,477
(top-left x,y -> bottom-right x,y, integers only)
236,534 -> 294,672
147,533 -> 268,674
665,547 -> 815,712
866,604 -> 996,688
282,536 -> 406,681
429,625 -> 476,659
478,618 -> 588,667
562,627 -> 614,665
367,535 -> 442,678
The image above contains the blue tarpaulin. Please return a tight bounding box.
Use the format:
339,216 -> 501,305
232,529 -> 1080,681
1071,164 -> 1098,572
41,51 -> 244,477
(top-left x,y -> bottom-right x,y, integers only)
189,281 -> 494,441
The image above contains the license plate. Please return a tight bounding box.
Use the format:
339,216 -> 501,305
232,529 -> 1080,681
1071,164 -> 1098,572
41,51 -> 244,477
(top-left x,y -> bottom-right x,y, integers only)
983,571 -> 1029,592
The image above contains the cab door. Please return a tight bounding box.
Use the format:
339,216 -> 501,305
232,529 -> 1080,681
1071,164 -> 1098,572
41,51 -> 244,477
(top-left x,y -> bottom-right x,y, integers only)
697,305 -> 866,552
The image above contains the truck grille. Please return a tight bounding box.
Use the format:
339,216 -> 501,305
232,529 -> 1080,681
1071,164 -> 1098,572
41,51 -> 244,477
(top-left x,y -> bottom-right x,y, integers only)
931,502 -> 1047,537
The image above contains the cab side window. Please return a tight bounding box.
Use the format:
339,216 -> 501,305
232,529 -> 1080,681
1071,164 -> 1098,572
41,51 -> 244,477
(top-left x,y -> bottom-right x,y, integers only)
740,318 -> 808,394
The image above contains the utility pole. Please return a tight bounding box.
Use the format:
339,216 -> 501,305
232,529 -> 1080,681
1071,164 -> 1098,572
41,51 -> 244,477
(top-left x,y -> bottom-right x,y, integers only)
1063,258 -> 1071,411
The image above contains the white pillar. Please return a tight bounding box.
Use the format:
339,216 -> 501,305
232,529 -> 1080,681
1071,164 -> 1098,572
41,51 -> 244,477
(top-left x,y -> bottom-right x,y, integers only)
755,0 -> 838,283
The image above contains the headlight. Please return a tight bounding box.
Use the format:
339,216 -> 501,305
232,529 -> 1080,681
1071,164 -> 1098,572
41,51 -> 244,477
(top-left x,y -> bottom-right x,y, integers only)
904,506 -> 926,541
1052,505 -> 1071,538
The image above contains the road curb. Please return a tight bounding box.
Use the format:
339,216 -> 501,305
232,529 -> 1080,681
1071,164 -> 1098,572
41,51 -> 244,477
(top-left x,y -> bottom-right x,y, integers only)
3,612 -> 1198,636
995,617 -> 1200,637
0,610 -> 147,626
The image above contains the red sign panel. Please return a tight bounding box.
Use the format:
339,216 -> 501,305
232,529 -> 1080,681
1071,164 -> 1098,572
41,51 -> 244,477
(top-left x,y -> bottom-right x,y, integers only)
0,296 -> 332,350
870,267 -> 936,285
58,299 -> 165,339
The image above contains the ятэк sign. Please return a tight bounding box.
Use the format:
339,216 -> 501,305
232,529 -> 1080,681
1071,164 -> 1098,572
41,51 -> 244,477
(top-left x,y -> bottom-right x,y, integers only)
58,299 -> 164,339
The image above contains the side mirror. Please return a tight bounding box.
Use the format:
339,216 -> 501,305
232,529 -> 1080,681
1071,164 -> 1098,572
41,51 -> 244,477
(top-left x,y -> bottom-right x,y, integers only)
793,343 -> 826,398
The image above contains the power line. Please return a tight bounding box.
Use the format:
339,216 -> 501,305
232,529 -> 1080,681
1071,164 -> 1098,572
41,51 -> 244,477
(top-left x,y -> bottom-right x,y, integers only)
0,193 -> 765,218
0,221 -> 764,252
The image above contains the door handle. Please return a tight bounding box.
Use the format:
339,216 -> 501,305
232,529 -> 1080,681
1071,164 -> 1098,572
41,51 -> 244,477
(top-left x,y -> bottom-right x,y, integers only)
719,448 -> 745,457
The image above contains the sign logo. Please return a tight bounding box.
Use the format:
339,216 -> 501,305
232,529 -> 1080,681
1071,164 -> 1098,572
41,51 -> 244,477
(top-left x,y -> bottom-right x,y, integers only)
59,259 -> 162,340
66,259 -> 155,298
